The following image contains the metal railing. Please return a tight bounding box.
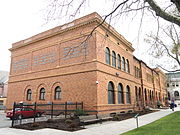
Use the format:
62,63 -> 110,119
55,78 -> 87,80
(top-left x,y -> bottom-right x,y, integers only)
11,101 -> 83,127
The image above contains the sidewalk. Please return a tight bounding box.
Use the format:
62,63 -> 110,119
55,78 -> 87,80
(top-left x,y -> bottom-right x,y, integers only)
0,107 -> 179,135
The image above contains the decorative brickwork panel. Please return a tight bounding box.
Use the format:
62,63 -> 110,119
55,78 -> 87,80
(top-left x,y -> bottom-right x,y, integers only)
60,37 -> 93,66
32,45 -> 58,71
33,52 -> 56,66
62,42 -> 88,60
11,54 -> 31,74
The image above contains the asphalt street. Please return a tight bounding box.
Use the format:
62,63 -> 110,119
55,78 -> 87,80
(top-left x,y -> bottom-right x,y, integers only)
0,110 -> 53,128
0,110 -> 11,128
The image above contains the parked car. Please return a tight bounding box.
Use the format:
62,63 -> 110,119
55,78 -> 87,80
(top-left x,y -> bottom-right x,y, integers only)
6,107 -> 44,120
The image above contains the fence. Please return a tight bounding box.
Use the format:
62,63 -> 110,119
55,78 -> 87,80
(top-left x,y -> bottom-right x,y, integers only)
11,101 -> 83,127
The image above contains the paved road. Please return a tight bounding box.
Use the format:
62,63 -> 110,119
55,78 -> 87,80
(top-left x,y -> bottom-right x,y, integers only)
0,110 -> 11,128
0,110 -> 52,128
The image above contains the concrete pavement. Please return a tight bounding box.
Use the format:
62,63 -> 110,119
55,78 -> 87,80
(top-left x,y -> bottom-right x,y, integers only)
0,110 -> 11,128
0,107 -> 179,135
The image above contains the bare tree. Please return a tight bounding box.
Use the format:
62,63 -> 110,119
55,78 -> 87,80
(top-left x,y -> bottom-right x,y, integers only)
45,0 -> 180,26
145,24 -> 180,72
44,0 -> 180,71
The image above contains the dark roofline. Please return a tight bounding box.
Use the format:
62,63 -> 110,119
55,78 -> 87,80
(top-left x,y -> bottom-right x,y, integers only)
133,56 -> 159,74
166,72 -> 180,75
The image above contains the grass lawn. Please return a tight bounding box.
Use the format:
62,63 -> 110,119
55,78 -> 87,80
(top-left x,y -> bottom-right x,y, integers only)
121,111 -> 180,135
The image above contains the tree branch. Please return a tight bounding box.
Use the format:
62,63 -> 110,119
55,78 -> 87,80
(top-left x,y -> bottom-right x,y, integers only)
146,0 -> 180,26
157,64 -> 180,72
86,0 -> 130,40
156,37 -> 178,61
171,0 -> 180,12
161,26 -> 180,66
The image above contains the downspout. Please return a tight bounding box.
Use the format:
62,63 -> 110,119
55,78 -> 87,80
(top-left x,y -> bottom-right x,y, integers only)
152,70 -> 156,108
158,72 -> 163,103
139,61 -> 145,109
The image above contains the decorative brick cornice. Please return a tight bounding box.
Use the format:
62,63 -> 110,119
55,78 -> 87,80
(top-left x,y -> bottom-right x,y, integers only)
9,18 -> 99,51
9,12 -> 134,52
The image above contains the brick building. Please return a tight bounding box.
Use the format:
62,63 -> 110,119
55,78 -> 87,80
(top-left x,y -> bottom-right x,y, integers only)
6,12 -> 167,113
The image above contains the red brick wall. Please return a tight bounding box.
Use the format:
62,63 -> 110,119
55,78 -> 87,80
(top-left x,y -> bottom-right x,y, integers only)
7,12 -> 167,113
7,71 -> 98,111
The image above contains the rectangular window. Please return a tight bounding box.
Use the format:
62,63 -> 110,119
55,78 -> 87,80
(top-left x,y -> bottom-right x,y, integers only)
0,101 -> 3,105
134,66 -> 137,77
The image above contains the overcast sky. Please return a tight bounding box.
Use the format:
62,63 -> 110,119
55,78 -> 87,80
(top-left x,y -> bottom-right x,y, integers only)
0,0 -> 163,72
0,0 -> 46,71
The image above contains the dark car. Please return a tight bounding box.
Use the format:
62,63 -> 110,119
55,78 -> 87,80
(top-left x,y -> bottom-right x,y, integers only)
6,107 -> 44,120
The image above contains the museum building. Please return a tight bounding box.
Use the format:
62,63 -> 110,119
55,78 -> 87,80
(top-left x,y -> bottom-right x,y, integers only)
6,12 -> 167,113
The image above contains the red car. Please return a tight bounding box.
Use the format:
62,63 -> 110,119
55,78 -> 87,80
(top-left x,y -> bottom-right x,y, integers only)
6,107 -> 44,120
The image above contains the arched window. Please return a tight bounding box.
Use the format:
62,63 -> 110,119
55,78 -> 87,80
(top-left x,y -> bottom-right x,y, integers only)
139,87 -> 141,97
135,86 -> 138,101
135,86 -> 138,106
145,89 -> 147,101
39,88 -> 45,100
126,59 -> 130,73
168,92 -> 170,100
126,85 -> 131,104
150,90 -> 152,100
122,57 -> 126,71
26,89 -> 32,101
105,47 -> 110,65
55,86 -> 61,100
174,91 -> 179,97
118,83 -> 124,104
112,51 -> 116,67
117,54 -> 121,69
108,81 -> 115,104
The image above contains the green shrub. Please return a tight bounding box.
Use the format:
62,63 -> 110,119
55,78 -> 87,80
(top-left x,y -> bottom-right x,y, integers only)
112,115 -> 121,121
68,123 -> 77,129
75,108 -> 85,116
65,119 -> 73,125
31,122 -> 40,127
47,119 -> 55,123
